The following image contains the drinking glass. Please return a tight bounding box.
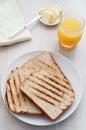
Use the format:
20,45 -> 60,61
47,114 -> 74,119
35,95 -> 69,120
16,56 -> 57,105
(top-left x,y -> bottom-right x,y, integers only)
57,14 -> 85,50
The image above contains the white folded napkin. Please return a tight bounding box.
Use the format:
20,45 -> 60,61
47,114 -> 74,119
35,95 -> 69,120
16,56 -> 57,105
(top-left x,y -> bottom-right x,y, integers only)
0,0 -> 32,46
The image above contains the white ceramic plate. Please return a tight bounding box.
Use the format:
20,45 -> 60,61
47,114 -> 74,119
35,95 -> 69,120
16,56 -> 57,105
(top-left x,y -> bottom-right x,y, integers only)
1,51 -> 83,126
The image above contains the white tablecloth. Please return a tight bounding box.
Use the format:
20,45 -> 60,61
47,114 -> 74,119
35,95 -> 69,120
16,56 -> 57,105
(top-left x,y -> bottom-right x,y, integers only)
0,0 -> 86,130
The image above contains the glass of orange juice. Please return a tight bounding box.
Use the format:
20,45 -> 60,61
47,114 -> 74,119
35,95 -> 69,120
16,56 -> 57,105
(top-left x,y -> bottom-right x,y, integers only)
57,14 -> 85,50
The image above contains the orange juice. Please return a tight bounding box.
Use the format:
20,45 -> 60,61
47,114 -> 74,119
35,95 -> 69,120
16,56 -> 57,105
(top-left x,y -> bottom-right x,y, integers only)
58,15 -> 84,50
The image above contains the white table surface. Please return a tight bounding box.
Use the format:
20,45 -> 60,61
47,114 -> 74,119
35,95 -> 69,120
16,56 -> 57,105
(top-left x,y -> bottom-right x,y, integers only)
0,0 -> 86,129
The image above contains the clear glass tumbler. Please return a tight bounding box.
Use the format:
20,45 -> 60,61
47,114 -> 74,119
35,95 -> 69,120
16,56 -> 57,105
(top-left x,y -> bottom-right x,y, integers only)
57,14 -> 85,50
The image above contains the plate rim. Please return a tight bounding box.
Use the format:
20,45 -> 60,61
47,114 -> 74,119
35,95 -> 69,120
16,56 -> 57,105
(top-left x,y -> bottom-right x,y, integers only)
1,50 -> 83,126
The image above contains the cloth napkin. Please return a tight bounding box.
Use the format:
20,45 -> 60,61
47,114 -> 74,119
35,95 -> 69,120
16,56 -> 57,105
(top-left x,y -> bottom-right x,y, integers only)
0,0 -> 32,46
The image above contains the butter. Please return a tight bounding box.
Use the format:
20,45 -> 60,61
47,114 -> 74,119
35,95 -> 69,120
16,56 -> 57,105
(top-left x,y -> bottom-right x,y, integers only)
39,5 -> 62,24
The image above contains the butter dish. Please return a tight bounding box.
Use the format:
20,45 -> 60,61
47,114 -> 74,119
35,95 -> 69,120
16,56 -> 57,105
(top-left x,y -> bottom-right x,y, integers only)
39,4 -> 62,26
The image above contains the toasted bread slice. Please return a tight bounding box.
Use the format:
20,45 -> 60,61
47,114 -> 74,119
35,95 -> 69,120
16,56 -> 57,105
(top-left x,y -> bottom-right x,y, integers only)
20,52 -> 75,120
20,74 -> 75,120
22,52 -> 71,83
6,67 -> 42,114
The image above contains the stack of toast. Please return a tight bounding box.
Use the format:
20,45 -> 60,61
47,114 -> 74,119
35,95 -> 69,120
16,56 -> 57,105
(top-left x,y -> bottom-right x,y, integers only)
6,51 -> 75,120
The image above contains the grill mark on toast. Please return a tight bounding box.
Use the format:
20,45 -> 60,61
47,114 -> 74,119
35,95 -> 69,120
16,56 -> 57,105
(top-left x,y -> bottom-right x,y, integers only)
14,73 -> 27,110
41,73 -> 73,92
17,72 -> 32,112
30,74 -> 73,102
28,86 -> 63,107
19,72 -> 31,108
5,93 -> 9,108
37,77 -> 65,94
6,83 -> 15,111
63,78 -> 71,85
29,75 -> 64,98
26,79 -> 71,107
18,73 -> 22,84
21,81 -> 67,109
45,76 -> 63,89
39,60 -> 70,82
6,89 -> 15,112
37,60 -> 63,78
54,75 -> 61,80
18,74 -> 26,106
8,76 -> 21,112
32,73 -> 63,92
29,81 -> 62,103
33,93 -> 54,106
54,75 -> 71,86
18,69 -> 25,83
28,75 -> 72,102
29,59 -> 64,79
37,59 -> 56,71
14,78 -> 21,107
7,79 -> 15,107
18,71 -> 30,110
37,58 -> 63,75
39,70 -> 73,91
28,76 -> 64,96
32,72 -> 74,97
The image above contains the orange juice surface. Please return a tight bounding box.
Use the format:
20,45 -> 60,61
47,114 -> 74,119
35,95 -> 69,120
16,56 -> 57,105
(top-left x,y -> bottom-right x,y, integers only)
58,18 -> 83,48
